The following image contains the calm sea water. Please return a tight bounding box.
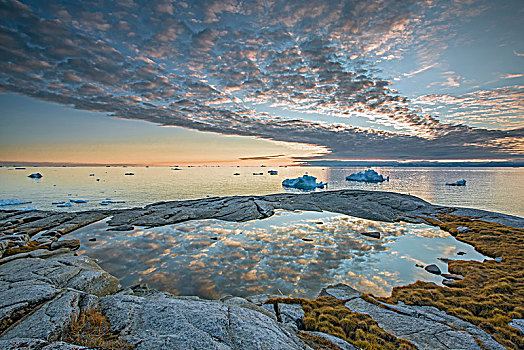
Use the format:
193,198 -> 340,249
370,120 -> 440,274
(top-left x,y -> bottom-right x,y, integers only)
1,166 -> 523,217
68,210 -> 487,299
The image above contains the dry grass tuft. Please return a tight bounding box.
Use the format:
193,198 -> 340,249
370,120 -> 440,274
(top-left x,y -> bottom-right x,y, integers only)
63,308 -> 134,349
380,214 -> 524,349
266,296 -> 416,350
3,240 -> 50,257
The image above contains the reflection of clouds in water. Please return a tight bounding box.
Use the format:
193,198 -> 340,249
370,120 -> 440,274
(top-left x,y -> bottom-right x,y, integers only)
69,211 -> 487,299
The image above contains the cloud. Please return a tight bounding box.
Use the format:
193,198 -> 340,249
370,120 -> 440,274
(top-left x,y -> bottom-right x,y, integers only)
500,73 -> 524,79
0,0 -> 522,160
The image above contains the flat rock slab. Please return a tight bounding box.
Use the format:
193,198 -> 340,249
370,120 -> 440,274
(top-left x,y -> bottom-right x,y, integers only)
2,190 -> 522,245
99,293 -> 308,350
303,331 -> 359,350
0,338 -> 87,349
0,253 -> 119,339
345,297 -> 505,350
318,283 -> 362,300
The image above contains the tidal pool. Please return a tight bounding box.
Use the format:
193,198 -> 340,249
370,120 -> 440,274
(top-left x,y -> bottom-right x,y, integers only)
67,210 -> 487,299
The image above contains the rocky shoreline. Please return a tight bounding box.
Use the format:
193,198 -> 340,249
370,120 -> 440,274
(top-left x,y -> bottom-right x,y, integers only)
1,190 -> 523,349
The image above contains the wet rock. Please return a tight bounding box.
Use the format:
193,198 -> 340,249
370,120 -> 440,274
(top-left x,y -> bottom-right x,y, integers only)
441,273 -> 463,280
301,238 -> 314,242
303,331 -> 359,350
415,264 -> 424,268
442,279 -> 456,287
457,251 -> 466,255
318,283 -> 361,300
99,293 -> 308,350
424,264 -> 442,275
361,231 -> 381,239
88,237 -> 96,241
50,239 -> 80,251
107,225 -> 135,231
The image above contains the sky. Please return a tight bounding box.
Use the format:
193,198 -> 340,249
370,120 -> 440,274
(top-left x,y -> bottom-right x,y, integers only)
0,0 -> 523,165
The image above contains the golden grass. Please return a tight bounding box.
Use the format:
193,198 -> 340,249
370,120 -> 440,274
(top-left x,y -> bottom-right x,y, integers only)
63,308 -> 134,349
3,240 -> 50,257
266,296 -> 416,350
379,214 -> 524,349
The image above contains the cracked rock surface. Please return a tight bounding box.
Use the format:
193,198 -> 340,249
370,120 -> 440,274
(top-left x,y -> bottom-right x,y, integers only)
344,297 -> 505,350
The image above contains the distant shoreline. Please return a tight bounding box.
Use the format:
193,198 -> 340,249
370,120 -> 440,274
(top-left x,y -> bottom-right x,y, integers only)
1,161 -> 523,168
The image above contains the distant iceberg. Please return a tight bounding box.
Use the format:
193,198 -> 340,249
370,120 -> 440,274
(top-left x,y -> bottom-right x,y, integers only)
346,169 -> 389,183
446,179 -> 466,186
57,202 -> 72,207
70,199 -> 88,203
19,206 -> 37,211
282,175 -> 327,190
0,199 -> 32,206
268,170 -> 278,175
99,200 -> 125,205
124,172 -> 135,175
28,173 -> 43,178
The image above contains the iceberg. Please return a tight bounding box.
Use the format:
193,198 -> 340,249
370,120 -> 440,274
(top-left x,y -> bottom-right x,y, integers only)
99,200 -> 125,205
70,199 -> 88,203
28,173 -> 43,178
0,199 -> 32,206
446,179 -> 466,186
57,202 -> 72,207
346,169 -> 389,183
124,172 -> 135,175
282,174 -> 327,190
268,170 -> 278,175
19,206 -> 36,211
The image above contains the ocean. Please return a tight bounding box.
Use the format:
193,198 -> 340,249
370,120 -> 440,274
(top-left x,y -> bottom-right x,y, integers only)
1,166 -> 523,217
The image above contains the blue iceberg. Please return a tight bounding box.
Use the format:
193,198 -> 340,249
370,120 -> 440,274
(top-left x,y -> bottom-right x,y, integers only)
70,199 -> 88,203
446,179 -> 466,186
57,202 -> 72,207
0,199 -> 32,206
346,169 -> 389,183
282,175 -> 327,190
28,173 -> 43,178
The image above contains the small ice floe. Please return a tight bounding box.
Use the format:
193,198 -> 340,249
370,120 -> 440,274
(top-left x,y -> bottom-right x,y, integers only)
70,199 -> 88,203
28,173 -> 43,178
0,199 -> 32,206
268,170 -> 278,175
124,172 -> 135,175
446,179 -> 466,186
52,201 -> 66,205
282,174 -> 327,190
346,169 -> 388,183
19,206 -> 36,211
57,202 -> 72,207
99,200 -> 125,206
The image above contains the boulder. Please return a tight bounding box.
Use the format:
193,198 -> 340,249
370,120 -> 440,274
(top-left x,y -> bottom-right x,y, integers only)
424,264 -> 442,275
99,294 -> 308,350
361,231 -> 381,239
